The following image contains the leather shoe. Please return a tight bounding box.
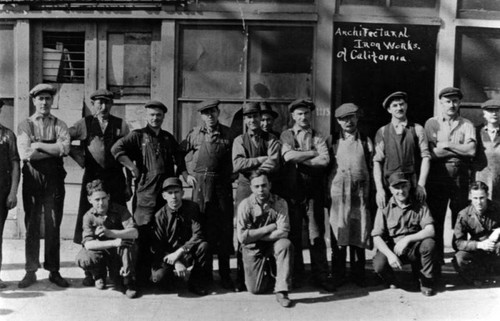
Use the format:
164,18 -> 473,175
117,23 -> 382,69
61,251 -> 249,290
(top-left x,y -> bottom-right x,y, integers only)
188,284 -> 208,296
125,285 -> 138,299
82,272 -> 95,287
276,292 -> 292,308
49,272 -> 70,288
235,281 -> 247,292
18,272 -> 37,288
95,278 -> 106,290
220,277 -> 235,291
420,285 -> 435,296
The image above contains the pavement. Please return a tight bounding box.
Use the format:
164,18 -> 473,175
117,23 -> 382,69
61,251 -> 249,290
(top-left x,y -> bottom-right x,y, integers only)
1,240 -> 500,321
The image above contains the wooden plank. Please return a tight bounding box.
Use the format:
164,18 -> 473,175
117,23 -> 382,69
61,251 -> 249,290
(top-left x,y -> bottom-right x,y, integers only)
97,23 -> 108,91
86,22 -> 97,115
160,20 -> 175,135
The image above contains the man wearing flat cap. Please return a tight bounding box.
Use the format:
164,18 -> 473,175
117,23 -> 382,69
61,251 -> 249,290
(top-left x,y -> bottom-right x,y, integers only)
111,100 -> 187,281
260,102 -> 281,138
0,99 -> 20,288
280,98 -> 333,291
149,177 -> 211,296
69,89 -> 131,286
424,87 -> 476,271
371,171 -> 437,296
17,83 -> 71,288
328,103 -> 374,286
373,91 -> 431,210
180,99 -> 235,290
232,101 -> 281,290
473,100 -> 500,203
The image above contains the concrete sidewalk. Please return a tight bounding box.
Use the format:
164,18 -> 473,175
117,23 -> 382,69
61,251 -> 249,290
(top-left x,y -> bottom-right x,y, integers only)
0,239 -> 499,321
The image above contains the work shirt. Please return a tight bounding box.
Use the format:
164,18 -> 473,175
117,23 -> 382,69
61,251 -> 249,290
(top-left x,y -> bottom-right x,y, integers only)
17,113 -> 70,161
0,123 -> 20,181
371,197 -> 434,244
454,201 -> 500,252
81,203 -> 136,245
237,193 -> 290,246
425,116 -> 476,161
151,200 -> 204,256
281,124 -> 329,165
232,129 -> 280,175
473,125 -> 500,203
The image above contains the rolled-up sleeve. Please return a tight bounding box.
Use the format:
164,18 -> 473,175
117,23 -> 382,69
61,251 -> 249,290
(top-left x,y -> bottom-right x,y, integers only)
371,207 -> 387,238
373,127 -> 385,163
82,213 -> 97,245
56,120 -> 70,156
237,200 -> 252,244
415,124 -> 431,159
17,121 -> 34,161
312,134 -> 330,165
274,198 -> 290,233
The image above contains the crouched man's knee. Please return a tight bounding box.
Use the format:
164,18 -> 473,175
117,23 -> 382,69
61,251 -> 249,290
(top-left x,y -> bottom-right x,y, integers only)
419,238 -> 436,255
75,247 -> 104,270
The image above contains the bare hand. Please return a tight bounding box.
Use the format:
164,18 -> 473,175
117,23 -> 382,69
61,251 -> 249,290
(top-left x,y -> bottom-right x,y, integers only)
394,238 -> 410,256
130,166 -> 140,179
415,185 -> 427,203
388,253 -> 403,270
489,229 -> 500,242
6,191 -> 17,209
95,226 -> 111,238
436,141 -> 449,149
257,156 -> 268,163
185,175 -> 197,187
31,142 -> 41,150
164,250 -> 181,265
478,239 -> 496,252
376,190 -> 387,208
174,261 -> 188,280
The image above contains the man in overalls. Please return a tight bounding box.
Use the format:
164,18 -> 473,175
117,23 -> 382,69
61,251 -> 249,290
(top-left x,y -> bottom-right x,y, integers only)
70,89 -> 131,286
0,99 -> 20,288
17,84 -> 71,288
280,98 -> 333,291
232,102 -> 281,290
181,99 -> 235,290
111,100 -> 187,282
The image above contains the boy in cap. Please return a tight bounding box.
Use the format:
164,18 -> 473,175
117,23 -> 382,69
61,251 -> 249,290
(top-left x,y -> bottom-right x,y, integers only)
473,99 -> 500,203
424,87 -> 476,270
180,99 -> 235,290
69,89 -> 131,285
17,83 -> 71,288
452,181 -> 500,287
372,171 -> 437,296
111,100 -> 187,282
237,171 -> 293,307
232,101 -> 281,290
75,179 -> 138,298
0,99 -> 20,288
329,103 -> 373,286
150,177 -> 210,296
280,98 -> 333,291
373,91 -> 431,209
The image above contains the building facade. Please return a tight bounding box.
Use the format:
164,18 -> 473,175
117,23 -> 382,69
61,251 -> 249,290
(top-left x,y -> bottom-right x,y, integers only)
0,0 -> 499,237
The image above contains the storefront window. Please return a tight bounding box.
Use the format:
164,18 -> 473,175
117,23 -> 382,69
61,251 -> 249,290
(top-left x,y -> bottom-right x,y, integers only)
42,31 -> 85,83
458,0 -> 500,18
107,32 -> 152,100
0,25 -> 14,98
340,0 -> 435,7
456,28 -> 500,104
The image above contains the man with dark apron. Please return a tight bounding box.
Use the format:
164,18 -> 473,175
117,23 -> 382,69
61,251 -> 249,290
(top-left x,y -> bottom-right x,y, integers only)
17,84 -> 71,288
70,89 -> 130,286
111,100 -> 187,282
181,99 -> 235,290
232,102 -> 280,290
0,99 -> 20,288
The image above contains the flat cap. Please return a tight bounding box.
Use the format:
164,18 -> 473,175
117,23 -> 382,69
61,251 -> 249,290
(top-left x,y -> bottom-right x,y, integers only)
439,87 -> 463,99
242,102 -> 261,115
289,98 -> 315,113
388,172 -> 410,187
335,103 -> 359,118
197,99 -> 220,113
29,84 -> 57,98
90,89 -> 114,101
162,177 -> 183,190
383,91 -> 407,109
260,102 -> 278,118
144,100 -> 168,113
482,99 -> 500,109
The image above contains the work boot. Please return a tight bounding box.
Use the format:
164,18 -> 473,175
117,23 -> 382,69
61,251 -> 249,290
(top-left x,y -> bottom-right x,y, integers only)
188,283 -> 208,296
124,276 -> 138,299
18,272 -> 37,288
82,271 -> 95,287
49,272 -> 70,288
95,278 -> 106,290
275,291 -> 292,308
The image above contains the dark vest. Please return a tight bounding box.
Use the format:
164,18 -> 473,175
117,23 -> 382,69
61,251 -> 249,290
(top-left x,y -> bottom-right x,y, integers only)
238,131 -> 269,180
383,123 -> 419,183
84,115 -> 123,171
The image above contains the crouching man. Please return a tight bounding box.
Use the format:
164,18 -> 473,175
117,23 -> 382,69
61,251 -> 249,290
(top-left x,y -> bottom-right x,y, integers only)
75,179 -> 138,298
150,177 -> 211,296
453,181 -> 500,286
237,171 -> 294,308
371,172 -> 437,296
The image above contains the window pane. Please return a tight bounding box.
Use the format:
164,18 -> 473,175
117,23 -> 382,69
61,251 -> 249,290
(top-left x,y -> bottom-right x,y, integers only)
0,26 -> 14,97
459,0 -> 500,11
108,32 -> 152,100
179,26 -> 245,99
456,29 -> 500,103
341,0 -> 385,5
43,31 -> 85,83
392,0 -> 436,8
248,26 -> 313,99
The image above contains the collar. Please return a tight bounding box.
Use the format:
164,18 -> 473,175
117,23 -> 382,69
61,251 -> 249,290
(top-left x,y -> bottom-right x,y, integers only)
440,115 -> 461,124
341,129 -> 358,140
247,128 -> 262,137
31,112 -> 54,120
485,124 -> 500,133
391,119 -> 408,128
145,125 -> 162,136
201,123 -> 221,134
292,124 -> 312,135
389,196 -> 412,210
89,207 -> 108,217
249,193 -> 275,216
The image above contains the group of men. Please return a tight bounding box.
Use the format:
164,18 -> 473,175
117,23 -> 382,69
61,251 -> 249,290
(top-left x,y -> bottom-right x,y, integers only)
0,83 -> 499,307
